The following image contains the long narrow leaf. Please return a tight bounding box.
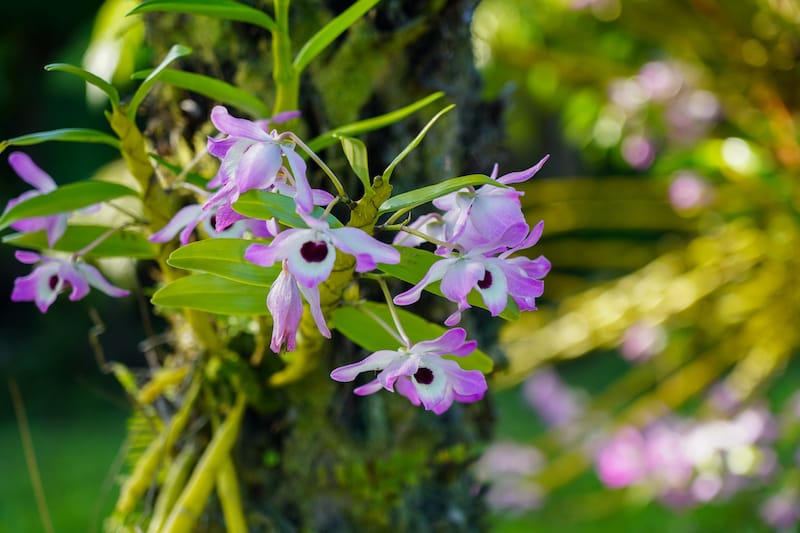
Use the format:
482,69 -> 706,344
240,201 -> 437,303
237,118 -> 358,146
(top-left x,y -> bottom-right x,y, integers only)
293,0 -> 381,73
127,44 -> 192,120
331,301 -> 494,373
383,104 -> 454,182
378,174 -> 501,214
0,129 -> 121,155
0,181 -> 139,231
128,0 -> 277,32
338,136 -> 371,190
151,273 -> 268,315
45,63 -> 120,107
233,190 -> 343,228
3,225 -> 157,258
167,238 -> 279,287
131,69 -> 269,118
307,92 -> 445,152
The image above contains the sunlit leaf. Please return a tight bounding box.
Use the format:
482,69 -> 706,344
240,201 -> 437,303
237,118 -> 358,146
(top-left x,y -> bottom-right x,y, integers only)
378,174 -> 500,214
2,225 -> 157,258
337,135 -> 371,189
167,238 -> 279,287
45,63 -> 120,107
306,92 -> 445,152
131,69 -> 269,118
293,0 -> 380,73
0,181 -> 139,231
382,104 -> 454,182
331,301 -> 494,373
376,246 -> 519,321
0,129 -> 121,154
151,273 -> 268,315
233,190 -> 343,228
128,0 -> 277,32
127,44 -> 192,120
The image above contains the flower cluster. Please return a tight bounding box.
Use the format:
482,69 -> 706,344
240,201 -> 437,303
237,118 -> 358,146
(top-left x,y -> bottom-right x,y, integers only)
3,153 -> 129,312
392,156 -> 552,326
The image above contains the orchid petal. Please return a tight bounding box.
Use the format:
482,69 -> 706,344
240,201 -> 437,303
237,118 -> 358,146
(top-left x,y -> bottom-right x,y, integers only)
8,152 -> 57,192
210,106 -> 270,141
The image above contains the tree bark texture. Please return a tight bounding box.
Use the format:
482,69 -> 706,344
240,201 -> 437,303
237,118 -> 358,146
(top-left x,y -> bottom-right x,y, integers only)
138,1 -> 503,531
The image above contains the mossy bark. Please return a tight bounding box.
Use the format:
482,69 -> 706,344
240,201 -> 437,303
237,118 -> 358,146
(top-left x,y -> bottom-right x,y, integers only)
138,1 -> 502,531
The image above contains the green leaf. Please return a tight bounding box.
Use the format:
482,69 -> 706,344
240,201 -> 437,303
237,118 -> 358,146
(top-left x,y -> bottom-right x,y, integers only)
45,63 -> 120,107
0,129 -> 121,155
331,301 -> 494,373
151,273 -> 268,315
307,92 -> 444,152
128,0 -> 277,32
376,246 -> 520,321
337,136 -> 371,190
383,104 -> 454,182
0,181 -> 139,231
131,69 -> 269,118
128,44 -> 192,120
293,0 -> 380,73
167,238 -> 279,287
233,190 -> 343,229
2,225 -> 157,258
378,174 -> 501,214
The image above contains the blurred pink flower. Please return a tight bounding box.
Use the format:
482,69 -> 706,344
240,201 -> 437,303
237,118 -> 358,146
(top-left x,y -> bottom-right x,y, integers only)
522,367 -> 584,427
620,321 -> 666,362
595,427 -> 648,488
669,171 -> 713,211
621,134 -> 655,169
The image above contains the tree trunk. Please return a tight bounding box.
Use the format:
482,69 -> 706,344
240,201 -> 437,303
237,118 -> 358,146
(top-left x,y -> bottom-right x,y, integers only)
137,1 -> 502,531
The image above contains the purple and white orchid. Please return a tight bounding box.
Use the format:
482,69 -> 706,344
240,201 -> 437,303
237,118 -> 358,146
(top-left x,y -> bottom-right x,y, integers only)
245,212 -> 400,289
394,221 -> 550,325
11,250 -> 129,313
205,106 -> 314,215
4,152 -> 71,247
148,203 -> 278,246
266,261 -> 330,353
330,328 -> 487,414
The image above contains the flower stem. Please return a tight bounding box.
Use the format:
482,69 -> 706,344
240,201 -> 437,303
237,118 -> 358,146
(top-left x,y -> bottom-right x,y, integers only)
377,278 -> 412,348
355,301 -> 406,347
283,132 -> 348,199
72,225 -> 131,260
272,0 -> 298,116
380,223 -> 462,254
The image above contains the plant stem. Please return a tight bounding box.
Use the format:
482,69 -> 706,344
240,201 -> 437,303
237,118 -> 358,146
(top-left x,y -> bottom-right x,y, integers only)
377,278 -> 412,348
272,0 -> 298,115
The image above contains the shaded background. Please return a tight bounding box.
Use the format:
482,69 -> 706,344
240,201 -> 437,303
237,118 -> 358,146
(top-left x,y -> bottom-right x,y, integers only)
3,0 -> 800,531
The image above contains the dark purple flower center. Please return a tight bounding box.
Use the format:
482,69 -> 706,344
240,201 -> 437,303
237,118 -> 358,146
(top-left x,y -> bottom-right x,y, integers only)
48,275 -> 59,290
477,270 -> 493,289
300,241 -> 329,263
414,367 -> 434,385
209,215 -> 217,230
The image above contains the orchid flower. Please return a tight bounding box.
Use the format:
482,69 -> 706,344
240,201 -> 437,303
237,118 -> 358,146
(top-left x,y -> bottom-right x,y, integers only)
148,203 -> 277,245
245,212 -> 400,289
330,328 -> 487,414
205,106 -> 314,214
3,152 -> 70,247
266,261 -> 330,353
394,221 -> 550,325
11,250 -> 129,313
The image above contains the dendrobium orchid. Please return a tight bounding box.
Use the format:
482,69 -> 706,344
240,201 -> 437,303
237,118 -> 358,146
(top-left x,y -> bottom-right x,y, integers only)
148,203 -> 277,245
394,221 -> 550,325
11,250 -> 129,313
266,260 -> 330,353
330,328 -> 487,414
4,152 -> 69,247
245,212 -> 400,289
432,155 -> 549,250
205,106 -> 314,215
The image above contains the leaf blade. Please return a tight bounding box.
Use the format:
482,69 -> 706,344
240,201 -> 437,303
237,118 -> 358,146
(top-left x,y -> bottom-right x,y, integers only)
233,190 -> 343,228
382,104 -> 454,183
151,273 -> 268,315
293,0 -> 380,73
128,0 -> 277,32
378,174 -> 501,214
45,63 -> 120,107
2,225 -> 157,258
127,44 -> 193,120
131,69 -> 269,118
331,301 -> 494,373
307,92 -> 445,152
167,238 -> 279,287
337,136 -> 371,190
0,181 -> 139,231
0,129 -> 121,155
